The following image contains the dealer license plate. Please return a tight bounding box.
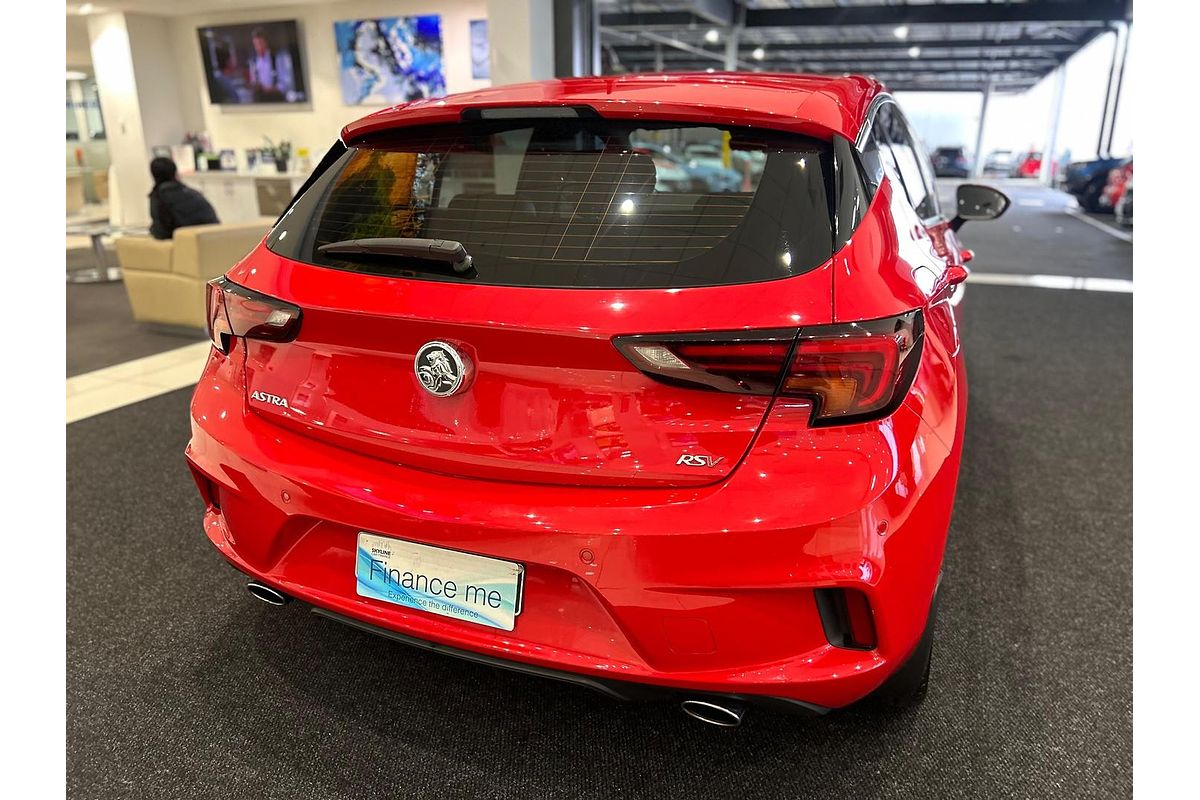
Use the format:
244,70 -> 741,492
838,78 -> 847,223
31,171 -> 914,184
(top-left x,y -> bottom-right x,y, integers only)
355,532 -> 524,631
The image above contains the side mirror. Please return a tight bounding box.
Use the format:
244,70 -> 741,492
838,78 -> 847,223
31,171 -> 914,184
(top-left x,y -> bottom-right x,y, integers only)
951,184 -> 1011,231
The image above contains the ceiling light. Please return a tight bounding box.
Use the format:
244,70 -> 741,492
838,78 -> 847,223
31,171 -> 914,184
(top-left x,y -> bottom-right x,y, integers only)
66,70 -> 87,81
908,46 -> 922,58
705,29 -> 720,44
893,25 -> 909,39
79,2 -> 95,13
752,47 -> 766,61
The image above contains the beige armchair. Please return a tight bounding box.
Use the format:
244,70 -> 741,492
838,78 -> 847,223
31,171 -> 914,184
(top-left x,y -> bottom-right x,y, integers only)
116,219 -> 274,329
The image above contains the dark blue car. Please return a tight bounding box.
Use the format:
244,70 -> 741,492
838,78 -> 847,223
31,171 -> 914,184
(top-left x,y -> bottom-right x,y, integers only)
1063,157 -> 1125,211
932,147 -> 971,178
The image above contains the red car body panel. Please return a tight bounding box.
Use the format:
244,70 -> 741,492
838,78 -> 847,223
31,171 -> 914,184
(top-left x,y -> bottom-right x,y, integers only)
186,73 -> 970,711
226,249 -> 836,489
1013,152 -> 1043,178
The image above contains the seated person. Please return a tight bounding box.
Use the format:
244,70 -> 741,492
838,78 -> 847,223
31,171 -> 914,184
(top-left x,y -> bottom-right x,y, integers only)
148,157 -> 219,240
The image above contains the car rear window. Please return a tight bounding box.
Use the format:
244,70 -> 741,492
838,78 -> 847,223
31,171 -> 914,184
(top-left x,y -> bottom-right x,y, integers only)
267,119 -> 835,289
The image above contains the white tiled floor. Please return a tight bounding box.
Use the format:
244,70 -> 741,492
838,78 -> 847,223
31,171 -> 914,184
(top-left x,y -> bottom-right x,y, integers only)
65,342 -> 213,424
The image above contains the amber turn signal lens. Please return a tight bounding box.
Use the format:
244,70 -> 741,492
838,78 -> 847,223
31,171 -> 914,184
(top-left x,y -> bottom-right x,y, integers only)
782,375 -> 860,415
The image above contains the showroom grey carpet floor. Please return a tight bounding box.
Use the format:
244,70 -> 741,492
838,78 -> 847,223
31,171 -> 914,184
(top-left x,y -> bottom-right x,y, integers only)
66,281 -> 203,377
66,188 -> 1132,799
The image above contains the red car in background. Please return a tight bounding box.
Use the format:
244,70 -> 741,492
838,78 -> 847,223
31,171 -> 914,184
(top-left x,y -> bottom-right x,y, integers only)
186,73 -> 1009,725
1012,150 -> 1043,178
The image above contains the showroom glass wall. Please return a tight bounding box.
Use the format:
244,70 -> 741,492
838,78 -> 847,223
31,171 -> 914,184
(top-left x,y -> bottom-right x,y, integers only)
66,74 -> 110,208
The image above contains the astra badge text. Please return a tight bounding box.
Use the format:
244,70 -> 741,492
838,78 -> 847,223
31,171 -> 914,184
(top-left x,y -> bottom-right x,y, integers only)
250,390 -> 289,409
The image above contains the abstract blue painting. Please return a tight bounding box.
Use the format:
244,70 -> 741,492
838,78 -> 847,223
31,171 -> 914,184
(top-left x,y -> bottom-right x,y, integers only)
334,15 -> 447,105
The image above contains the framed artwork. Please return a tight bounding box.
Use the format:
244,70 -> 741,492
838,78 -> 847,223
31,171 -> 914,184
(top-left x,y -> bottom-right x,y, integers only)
334,15 -> 446,105
470,19 -> 490,80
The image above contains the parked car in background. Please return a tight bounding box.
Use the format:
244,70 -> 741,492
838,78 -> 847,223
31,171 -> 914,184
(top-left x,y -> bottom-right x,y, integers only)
983,149 -> 1014,175
681,142 -> 744,191
634,142 -> 742,193
631,144 -> 693,192
731,149 -> 766,181
188,73 -> 1011,724
1114,179 -> 1132,227
687,142 -> 765,187
931,146 -> 970,178
1063,156 -> 1125,211
1011,151 -> 1043,179
1100,159 -> 1132,213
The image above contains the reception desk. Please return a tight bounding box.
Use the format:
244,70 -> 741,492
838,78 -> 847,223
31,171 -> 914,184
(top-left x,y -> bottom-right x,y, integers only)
184,171 -> 310,224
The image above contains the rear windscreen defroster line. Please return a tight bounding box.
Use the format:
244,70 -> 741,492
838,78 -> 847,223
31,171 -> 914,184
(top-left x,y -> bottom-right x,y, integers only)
267,119 -> 836,289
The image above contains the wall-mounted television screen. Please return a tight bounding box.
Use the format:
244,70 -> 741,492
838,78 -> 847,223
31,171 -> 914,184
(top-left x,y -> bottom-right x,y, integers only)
198,20 -> 308,105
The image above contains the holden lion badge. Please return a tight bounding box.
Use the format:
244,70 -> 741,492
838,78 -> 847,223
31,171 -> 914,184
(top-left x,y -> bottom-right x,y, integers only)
414,341 -> 472,397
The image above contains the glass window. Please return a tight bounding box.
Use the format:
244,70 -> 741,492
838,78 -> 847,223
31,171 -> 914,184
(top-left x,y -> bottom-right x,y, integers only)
268,120 -> 836,289
861,108 -> 902,194
82,79 -> 106,140
900,114 -> 940,219
883,106 -> 939,220
66,83 -> 79,141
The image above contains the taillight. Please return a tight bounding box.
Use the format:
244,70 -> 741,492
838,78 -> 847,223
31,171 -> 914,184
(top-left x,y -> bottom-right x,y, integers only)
613,311 -> 922,427
206,277 -> 302,355
782,312 -> 922,425
616,329 -> 795,394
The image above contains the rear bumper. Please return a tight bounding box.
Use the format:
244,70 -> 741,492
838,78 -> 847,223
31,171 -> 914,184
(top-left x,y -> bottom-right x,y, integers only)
311,605 -> 828,715
187,347 -> 960,710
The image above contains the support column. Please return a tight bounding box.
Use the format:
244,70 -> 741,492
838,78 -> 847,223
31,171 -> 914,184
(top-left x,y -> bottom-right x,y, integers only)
1096,26 -> 1121,157
1105,22 -> 1131,155
491,0 -> 556,86
723,26 -> 740,71
1042,64 -> 1067,185
971,80 -> 993,178
87,12 -> 193,226
723,2 -> 745,72
589,1 -> 601,77
553,0 -> 598,78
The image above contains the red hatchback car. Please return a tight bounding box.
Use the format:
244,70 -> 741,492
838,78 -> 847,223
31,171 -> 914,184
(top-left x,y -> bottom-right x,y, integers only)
187,73 -> 1009,726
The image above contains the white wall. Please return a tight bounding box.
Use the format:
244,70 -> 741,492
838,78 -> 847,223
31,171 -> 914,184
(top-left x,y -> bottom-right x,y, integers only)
67,15 -> 92,69
487,0 -> 553,87
128,14 -> 191,158
892,91 -> 981,154
168,0 -> 490,157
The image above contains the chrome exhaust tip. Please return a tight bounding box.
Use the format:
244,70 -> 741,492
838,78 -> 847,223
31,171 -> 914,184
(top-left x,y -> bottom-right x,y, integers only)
680,699 -> 746,728
246,581 -> 290,606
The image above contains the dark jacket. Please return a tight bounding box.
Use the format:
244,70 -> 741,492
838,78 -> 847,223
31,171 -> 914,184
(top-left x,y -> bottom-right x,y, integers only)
149,180 -> 219,240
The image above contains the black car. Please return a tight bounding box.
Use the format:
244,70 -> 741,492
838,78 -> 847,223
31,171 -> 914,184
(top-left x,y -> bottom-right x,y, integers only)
932,146 -> 971,178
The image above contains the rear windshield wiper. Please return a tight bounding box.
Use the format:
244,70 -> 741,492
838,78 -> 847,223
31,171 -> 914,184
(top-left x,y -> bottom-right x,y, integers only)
317,238 -> 475,274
